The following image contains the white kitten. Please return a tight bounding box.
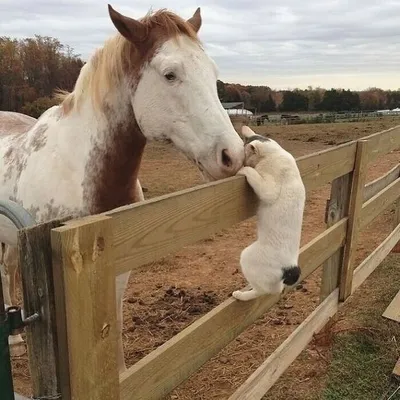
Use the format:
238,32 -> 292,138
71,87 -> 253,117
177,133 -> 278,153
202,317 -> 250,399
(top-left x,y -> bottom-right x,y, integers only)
232,126 -> 306,301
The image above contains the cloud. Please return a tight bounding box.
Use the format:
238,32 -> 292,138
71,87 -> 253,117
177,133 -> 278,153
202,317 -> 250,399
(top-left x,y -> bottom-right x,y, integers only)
1,0 -> 399,90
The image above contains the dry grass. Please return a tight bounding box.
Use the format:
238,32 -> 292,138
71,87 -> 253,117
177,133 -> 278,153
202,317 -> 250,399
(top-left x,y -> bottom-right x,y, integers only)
318,256 -> 400,400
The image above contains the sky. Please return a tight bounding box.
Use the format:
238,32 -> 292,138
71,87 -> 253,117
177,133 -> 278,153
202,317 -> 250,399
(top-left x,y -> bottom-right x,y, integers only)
1,0 -> 400,90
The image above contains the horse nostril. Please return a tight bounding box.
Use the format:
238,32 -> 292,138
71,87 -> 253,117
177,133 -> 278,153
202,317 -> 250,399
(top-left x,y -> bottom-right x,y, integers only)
221,149 -> 232,169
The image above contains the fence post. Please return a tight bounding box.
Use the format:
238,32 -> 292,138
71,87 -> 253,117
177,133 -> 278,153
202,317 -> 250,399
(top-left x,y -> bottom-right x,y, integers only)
319,173 -> 352,301
18,217 -> 71,399
391,166 -> 400,253
339,140 -> 369,301
392,197 -> 400,253
51,215 -> 119,400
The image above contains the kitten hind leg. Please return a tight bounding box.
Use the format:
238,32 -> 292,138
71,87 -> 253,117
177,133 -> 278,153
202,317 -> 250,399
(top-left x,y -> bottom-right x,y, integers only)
232,288 -> 262,301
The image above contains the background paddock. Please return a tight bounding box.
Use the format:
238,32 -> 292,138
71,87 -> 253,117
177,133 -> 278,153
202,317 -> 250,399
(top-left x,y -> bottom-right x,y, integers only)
11,117 -> 400,400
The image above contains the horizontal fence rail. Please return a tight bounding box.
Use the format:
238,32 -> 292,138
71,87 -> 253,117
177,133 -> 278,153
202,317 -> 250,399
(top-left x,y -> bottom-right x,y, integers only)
118,175 -> 400,400
103,125 -> 400,277
119,218 -> 347,400
363,163 -> 400,202
46,125 -> 400,400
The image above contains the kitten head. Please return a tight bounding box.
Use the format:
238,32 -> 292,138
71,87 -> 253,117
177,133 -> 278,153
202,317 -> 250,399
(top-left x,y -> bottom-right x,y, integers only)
241,126 -> 280,167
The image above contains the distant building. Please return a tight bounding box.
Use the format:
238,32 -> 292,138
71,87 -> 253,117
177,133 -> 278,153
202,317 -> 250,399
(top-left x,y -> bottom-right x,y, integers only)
221,101 -> 253,116
377,108 -> 400,115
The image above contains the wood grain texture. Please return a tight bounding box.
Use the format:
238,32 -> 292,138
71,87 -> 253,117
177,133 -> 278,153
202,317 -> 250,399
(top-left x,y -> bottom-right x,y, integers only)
392,196 -> 400,253
352,223 -> 400,293
361,178 -> 400,229
393,357 -> 400,380
109,176 -> 258,275
51,215 -> 119,400
59,125 -> 397,278
363,125 -> 400,163
295,141 -> 356,191
108,143 -> 356,276
320,173 -> 352,301
363,164 -> 400,202
229,289 -> 339,400
339,140 -> 369,301
40,124 -> 400,400
382,289 -> 400,323
18,217 -> 71,399
119,218 -> 346,400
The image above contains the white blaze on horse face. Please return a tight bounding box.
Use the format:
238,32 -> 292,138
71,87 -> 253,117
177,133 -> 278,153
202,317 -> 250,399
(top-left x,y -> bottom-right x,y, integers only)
132,35 -> 244,181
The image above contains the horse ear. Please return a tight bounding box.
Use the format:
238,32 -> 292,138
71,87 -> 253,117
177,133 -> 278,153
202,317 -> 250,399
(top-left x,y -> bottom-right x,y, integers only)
241,125 -> 256,139
187,7 -> 202,33
108,4 -> 147,43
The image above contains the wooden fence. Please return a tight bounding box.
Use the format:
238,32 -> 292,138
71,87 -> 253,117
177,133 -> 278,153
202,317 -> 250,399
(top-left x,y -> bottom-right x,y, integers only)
17,125 -> 400,400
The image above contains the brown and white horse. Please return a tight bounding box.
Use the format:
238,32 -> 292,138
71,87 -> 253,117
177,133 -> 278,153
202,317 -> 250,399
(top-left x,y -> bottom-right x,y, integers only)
0,5 -> 244,371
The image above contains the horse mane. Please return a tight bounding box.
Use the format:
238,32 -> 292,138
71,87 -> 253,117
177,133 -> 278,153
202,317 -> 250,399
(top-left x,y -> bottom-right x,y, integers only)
55,9 -> 201,115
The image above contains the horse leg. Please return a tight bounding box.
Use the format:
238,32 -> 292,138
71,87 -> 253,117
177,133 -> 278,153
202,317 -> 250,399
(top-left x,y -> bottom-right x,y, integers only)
1,244 -> 25,356
115,271 -> 131,373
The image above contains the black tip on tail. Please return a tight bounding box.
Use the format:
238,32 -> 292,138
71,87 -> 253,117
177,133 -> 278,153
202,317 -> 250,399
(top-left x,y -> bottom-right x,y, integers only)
282,265 -> 301,286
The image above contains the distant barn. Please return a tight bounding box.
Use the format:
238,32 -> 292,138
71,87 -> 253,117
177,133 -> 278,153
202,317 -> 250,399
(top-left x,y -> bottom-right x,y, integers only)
221,102 -> 253,116
221,102 -> 252,133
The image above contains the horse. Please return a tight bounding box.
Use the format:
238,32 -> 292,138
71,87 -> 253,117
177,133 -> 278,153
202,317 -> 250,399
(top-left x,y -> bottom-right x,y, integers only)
0,4 -> 245,372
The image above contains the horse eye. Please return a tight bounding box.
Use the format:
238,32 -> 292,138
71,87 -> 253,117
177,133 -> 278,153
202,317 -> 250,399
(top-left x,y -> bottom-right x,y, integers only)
165,72 -> 176,81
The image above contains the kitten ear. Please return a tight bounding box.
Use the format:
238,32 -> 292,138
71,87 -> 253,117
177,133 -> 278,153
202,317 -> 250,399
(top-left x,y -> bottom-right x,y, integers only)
241,125 -> 256,139
249,143 -> 258,154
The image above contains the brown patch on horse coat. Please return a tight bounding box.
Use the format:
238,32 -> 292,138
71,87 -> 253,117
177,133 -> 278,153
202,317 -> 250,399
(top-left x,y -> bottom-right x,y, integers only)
3,122 -> 48,188
31,123 -> 48,151
82,110 -> 147,214
71,10 -> 200,212
3,134 -> 29,187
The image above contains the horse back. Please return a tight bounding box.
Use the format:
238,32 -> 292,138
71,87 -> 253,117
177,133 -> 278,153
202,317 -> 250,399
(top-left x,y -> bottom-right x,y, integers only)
0,111 -> 36,137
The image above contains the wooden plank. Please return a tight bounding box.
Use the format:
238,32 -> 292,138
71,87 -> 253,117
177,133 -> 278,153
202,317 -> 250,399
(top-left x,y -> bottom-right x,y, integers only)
119,218 -> 347,400
352,222 -> 400,293
392,197 -> 400,253
51,215 -> 119,400
51,125 -> 400,279
295,141 -> 356,192
361,178 -> 400,229
18,217 -> 71,399
229,289 -> 339,400
320,173 -> 352,301
109,173 -> 399,279
364,125 -> 400,163
103,141 -> 356,276
382,289 -> 400,323
109,176 -> 258,276
340,140 -> 369,301
108,144 -> 356,276
14,393 -> 29,400
363,164 -> 400,202
393,357 -> 400,381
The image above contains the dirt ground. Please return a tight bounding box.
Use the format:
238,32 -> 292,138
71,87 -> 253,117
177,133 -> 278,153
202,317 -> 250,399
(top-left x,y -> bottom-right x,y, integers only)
11,117 -> 400,399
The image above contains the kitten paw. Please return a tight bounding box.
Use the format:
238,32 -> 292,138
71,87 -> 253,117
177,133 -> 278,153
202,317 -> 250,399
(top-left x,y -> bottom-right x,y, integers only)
232,289 -> 260,301
232,290 -> 243,300
236,166 -> 252,177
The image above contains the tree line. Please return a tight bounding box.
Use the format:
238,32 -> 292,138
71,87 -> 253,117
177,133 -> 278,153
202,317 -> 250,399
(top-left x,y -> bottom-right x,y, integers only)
218,82 -> 400,114
1,35 -> 399,118
0,35 -> 83,117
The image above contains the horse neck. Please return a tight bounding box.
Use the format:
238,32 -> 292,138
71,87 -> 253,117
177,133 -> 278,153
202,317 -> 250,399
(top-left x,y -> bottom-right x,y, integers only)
70,87 -> 146,215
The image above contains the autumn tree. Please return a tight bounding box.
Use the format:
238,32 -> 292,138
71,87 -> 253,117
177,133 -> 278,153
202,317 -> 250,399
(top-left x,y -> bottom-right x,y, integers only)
281,90 -> 309,112
2,36 -> 394,118
0,35 -> 84,115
